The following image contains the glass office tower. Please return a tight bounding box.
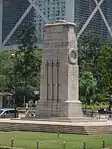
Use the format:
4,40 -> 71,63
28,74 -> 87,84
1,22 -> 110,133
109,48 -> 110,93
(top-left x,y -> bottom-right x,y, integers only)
35,0 -> 67,42
2,0 -> 35,46
0,0 -> 112,48
74,0 -> 112,42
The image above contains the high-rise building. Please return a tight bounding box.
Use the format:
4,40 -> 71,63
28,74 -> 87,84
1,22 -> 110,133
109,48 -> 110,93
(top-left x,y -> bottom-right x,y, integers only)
0,0 -> 35,48
0,0 -> 112,49
34,0 -> 74,42
74,0 -> 112,42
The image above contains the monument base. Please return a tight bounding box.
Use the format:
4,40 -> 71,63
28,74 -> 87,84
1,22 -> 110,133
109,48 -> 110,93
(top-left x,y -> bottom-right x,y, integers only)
36,100 -> 82,120
65,100 -> 83,118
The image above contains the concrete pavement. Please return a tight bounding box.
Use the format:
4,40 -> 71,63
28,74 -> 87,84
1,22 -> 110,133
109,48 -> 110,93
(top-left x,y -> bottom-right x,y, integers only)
0,118 -> 112,126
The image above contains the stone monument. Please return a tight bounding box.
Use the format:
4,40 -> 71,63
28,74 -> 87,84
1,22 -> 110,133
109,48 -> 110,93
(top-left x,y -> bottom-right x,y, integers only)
36,20 -> 82,119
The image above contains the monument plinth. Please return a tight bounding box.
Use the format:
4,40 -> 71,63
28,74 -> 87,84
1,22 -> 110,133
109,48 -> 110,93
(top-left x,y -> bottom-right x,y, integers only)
36,20 -> 82,119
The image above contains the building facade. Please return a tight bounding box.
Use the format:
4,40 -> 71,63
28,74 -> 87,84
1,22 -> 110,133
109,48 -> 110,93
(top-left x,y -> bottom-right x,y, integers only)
0,0 -> 35,48
74,0 -> 112,42
0,0 -> 112,49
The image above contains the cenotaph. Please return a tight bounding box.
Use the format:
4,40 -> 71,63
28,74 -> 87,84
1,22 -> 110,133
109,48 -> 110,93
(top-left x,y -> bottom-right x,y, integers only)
36,20 -> 82,119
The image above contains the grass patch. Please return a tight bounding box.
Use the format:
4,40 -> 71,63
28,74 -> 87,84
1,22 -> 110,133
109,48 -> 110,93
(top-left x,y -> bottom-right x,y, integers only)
0,131 -> 112,149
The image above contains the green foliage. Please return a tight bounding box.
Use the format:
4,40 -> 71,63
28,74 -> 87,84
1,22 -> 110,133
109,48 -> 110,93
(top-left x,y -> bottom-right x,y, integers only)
91,93 -> 106,103
78,32 -> 112,106
14,23 -> 41,94
0,75 -> 7,91
78,32 -> 102,74
79,71 -> 97,104
83,102 -> 108,111
0,51 -> 16,91
0,23 -> 42,105
16,23 -> 41,91
98,45 -> 112,94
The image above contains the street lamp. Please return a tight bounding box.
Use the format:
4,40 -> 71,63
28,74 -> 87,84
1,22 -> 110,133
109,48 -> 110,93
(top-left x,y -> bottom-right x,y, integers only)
11,53 -> 17,118
11,53 -> 16,93
34,90 -> 39,95
34,90 -> 39,106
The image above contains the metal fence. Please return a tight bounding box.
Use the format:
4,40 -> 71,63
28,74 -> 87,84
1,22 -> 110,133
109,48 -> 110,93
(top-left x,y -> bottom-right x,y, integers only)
6,135 -> 107,149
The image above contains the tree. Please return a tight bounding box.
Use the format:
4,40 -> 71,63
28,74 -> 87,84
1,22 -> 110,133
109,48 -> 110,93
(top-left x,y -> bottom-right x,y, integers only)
79,71 -> 97,104
78,32 -> 104,104
0,23 -> 41,105
13,22 -> 42,102
0,51 -> 16,91
98,45 -> 112,95
78,32 -> 102,76
16,23 -> 41,83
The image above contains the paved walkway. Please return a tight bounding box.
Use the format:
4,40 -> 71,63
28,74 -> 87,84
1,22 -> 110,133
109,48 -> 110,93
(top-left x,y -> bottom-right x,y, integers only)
0,118 -> 112,126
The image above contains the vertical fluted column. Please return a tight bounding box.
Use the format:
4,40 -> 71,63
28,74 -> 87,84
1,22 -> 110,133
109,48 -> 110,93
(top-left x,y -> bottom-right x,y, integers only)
56,59 -> 60,102
51,60 -> 54,101
46,60 -> 49,100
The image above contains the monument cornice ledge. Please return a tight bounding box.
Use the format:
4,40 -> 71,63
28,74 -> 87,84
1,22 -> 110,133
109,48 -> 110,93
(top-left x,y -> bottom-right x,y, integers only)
65,101 -> 81,103
45,20 -> 76,27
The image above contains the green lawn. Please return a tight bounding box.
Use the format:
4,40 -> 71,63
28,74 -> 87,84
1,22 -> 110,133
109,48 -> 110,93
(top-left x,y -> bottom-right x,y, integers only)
0,131 -> 112,149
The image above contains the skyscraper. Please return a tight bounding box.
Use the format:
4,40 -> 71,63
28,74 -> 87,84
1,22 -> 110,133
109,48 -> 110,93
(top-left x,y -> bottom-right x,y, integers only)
1,0 -> 35,47
35,0 -> 74,42
74,0 -> 112,42
0,0 -> 112,49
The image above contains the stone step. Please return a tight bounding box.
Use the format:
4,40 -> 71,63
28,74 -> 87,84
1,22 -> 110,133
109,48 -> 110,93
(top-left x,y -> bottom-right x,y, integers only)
21,116 -> 107,122
0,121 -> 112,135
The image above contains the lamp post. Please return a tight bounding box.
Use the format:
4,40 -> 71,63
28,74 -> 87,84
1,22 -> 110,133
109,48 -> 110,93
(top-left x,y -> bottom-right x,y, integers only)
11,53 -> 16,93
34,90 -> 39,106
11,53 -> 17,118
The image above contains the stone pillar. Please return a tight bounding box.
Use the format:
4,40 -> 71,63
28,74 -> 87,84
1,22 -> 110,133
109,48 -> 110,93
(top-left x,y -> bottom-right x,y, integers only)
36,20 -> 82,119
